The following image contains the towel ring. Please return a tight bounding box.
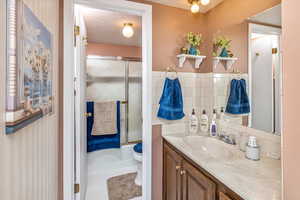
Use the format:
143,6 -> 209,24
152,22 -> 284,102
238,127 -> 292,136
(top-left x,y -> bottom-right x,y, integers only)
165,66 -> 178,77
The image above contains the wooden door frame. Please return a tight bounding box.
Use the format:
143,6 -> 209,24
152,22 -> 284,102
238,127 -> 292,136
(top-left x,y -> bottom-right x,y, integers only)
63,0 -> 152,200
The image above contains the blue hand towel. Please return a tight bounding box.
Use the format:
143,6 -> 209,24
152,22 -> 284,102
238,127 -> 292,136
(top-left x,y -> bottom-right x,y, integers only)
157,78 -> 185,120
226,79 -> 250,115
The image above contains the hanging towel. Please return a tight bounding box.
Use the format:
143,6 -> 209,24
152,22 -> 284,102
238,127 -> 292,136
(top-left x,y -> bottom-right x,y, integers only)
157,78 -> 185,120
92,101 -> 117,136
87,101 -> 121,152
226,79 -> 250,115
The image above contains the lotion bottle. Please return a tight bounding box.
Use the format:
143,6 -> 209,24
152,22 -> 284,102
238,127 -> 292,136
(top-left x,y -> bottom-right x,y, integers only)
189,109 -> 198,134
200,110 -> 209,133
210,120 -> 218,137
210,109 -> 218,137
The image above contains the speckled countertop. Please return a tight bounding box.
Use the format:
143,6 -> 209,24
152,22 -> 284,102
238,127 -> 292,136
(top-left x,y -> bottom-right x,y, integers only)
163,134 -> 281,200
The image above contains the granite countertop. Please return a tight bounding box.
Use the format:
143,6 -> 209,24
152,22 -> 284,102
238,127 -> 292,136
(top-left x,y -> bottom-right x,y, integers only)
162,133 -> 281,200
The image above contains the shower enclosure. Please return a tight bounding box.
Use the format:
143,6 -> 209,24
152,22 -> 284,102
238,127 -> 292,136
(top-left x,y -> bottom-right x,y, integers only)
86,56 -> 142,144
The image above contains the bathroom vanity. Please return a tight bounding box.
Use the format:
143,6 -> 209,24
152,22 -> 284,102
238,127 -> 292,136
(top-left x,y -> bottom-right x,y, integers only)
162,134 -> 281,200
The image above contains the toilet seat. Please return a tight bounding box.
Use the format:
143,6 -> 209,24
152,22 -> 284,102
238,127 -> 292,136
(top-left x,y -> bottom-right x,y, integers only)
133,151 -> 143,162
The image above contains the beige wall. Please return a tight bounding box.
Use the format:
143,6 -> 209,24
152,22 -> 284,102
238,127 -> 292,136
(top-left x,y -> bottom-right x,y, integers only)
87,42 -> 142,58
132,0 -> 209,73
131,0 -> 281,73
0,0 -> 60,200
282,0 -> 300,199
205,0 -> 281,73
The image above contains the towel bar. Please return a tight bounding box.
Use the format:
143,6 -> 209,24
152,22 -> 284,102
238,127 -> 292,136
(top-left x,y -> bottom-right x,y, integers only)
85,112 -> 92,117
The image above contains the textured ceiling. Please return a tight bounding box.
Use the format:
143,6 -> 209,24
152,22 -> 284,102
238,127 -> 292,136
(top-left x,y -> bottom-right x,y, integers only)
81,7 -> 142,46
145,0 -> 225,13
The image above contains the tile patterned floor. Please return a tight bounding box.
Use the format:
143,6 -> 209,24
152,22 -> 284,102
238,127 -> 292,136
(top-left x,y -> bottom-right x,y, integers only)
86,145 -> 142,200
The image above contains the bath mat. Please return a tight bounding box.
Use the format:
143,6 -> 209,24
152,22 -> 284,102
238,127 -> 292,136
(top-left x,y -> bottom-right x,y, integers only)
107,172 -> 142,200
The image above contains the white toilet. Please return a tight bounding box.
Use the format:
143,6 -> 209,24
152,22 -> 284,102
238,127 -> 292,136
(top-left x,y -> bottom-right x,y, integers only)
133,143 -> 143,186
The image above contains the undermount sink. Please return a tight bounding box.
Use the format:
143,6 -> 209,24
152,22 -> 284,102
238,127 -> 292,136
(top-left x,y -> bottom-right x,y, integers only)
183,135 -> 238,161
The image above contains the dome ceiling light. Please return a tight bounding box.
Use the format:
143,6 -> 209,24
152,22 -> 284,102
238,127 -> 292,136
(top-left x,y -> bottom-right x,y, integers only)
122,23 -> 134,38
188,0 -> 210,13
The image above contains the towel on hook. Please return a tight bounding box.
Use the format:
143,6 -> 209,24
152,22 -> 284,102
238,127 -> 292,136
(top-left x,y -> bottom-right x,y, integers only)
157,78 -> 185,120
226,79 -> 250,115
92,101 -> 117,136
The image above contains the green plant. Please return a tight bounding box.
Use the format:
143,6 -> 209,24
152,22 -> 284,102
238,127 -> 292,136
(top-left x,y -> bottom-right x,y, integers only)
213,35 -> 231,49
186,32 -> 203,47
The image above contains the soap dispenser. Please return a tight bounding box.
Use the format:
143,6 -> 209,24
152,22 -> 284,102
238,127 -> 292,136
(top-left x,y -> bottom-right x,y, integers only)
189,109 -> 198,135
200,110 -> 209,133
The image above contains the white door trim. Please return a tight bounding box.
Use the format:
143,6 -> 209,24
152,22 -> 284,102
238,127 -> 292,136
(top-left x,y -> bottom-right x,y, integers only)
63,0 -> 153,200
63,0 -> 75,199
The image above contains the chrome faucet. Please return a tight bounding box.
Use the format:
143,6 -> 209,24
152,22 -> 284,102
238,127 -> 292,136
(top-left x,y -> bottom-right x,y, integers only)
218,132 -> 236,145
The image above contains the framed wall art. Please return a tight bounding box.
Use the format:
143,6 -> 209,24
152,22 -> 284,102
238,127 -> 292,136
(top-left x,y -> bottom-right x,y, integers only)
6,0 -> 53,134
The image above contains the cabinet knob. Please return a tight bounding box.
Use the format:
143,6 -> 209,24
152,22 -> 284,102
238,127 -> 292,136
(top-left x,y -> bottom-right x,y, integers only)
180,170 -> 186,175
176,165 -> 181,170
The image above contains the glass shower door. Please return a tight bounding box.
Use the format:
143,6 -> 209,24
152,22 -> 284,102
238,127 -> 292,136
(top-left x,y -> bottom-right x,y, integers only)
86,57 -> 127,143
127,61 -> 142,143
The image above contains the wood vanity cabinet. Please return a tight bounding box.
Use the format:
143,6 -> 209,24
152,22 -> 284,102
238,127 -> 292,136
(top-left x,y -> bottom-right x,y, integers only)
163,140 -> 243,200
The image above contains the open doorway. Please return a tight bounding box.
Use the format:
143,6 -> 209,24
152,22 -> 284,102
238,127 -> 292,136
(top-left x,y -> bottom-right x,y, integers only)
64,1 -> 152,200
75,5 -> 144,199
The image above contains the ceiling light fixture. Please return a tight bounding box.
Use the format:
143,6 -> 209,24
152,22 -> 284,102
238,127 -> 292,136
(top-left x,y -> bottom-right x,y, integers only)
189,0 -> 200,13
122,23 -> 134,38
201,0 -> 210,6
188,0 -> 210,13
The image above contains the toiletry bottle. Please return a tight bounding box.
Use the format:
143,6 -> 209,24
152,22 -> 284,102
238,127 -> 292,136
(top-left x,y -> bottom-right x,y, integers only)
212,109 -> 217,121
210,120 -> 217,137
245,136 -> 260,161
189,109 -> 198,135
218,107 -> 225,135
200,110 -> 209,133
219,107 -> 225,121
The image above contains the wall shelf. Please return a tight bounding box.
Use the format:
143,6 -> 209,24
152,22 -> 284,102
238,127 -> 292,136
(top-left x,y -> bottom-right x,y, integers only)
177,54 -> 206,68
213,57 -> 238,70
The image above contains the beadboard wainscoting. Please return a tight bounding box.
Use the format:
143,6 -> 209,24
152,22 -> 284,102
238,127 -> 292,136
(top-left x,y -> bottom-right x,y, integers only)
0,0 -> 60,200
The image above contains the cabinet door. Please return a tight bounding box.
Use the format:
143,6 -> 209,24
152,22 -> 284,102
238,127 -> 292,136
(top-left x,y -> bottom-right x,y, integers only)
182,160 -> 216,200
163,143 -> 183,200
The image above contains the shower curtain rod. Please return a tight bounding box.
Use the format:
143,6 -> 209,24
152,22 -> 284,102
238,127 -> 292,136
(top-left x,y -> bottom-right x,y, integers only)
87,55 -> 142,62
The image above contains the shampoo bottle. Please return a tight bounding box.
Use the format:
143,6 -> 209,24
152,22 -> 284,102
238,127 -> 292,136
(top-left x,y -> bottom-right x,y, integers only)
200,110 -> 209,133
189,109 -> 198,134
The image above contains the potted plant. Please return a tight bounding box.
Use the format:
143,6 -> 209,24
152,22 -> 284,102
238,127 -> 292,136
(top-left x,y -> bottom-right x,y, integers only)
186,32 -> 203,55
213,36 -> 231,57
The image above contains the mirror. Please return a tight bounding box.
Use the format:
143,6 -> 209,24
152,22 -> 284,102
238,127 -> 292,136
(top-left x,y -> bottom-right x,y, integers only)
211,4 -> 282,135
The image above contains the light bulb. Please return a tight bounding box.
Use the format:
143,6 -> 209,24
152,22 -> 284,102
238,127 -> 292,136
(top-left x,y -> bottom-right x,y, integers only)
201,0 -> 210,5
122,23 -> 134,38
190,1 -> 200,13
